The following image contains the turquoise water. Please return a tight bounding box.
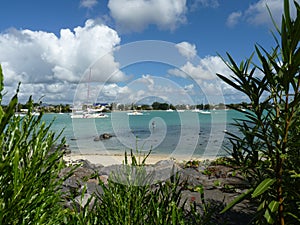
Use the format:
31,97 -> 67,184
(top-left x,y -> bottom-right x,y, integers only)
42,110 -> 244,158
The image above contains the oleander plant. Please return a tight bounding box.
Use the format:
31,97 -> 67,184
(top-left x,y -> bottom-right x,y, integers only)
218,0 -> 300,224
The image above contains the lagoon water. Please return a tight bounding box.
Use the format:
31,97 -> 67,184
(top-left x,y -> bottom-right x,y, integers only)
43,110 -> 244,159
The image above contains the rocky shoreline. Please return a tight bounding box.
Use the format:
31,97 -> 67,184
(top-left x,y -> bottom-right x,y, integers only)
60,157 -> 255,224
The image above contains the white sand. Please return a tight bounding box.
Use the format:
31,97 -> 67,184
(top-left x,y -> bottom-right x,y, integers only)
63,153 -> 217,166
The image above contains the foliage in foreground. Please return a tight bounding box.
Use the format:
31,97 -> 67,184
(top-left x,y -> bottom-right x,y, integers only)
218,0 -> 300,224
63,149 -> 228,225
0,66 -> 70,224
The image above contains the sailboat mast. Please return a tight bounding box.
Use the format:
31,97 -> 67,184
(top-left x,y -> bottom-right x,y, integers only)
87,68 -> 91,104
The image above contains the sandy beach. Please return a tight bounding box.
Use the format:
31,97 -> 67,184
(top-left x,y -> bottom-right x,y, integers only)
63,152 -> 218,166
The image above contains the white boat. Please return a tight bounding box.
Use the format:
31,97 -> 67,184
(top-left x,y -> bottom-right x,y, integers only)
71,111 -> 109,119
70,107 -> 109,119
15,112 -> 26,117
166,109 -> 174,112
32,112 -> 40,116
84,113 -> 109,118
58,106 -> 64,114
70,69 -> 109,119
199,110 -> 211,114
127,110 -> 143,116
176,109 -> 185,112
192,108 -> 201,112
15,109 -> 40,117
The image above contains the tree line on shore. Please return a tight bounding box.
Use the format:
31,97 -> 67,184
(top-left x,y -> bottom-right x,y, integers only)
5,101 -> 251,113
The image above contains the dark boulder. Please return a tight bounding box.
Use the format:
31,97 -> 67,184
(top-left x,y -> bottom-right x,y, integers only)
94,133 -> 114,141
100,133 -> 113,140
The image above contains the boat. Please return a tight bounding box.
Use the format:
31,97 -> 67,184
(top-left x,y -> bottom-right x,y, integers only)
127,110 -> 143,116
58,106 -> 64,114
194,99 -> 211,114
166,109 -> 174,112
70,68 -> 109,119
70,106 -> 109,119
84,113 -> 109,119
199,110 -> 211,114
32,111 -> 40,116
15,112 -> 26,117
15,109 -> 40,117
176,109 -> 185,112
192,108 -> 201,112
70,111 -> 109,119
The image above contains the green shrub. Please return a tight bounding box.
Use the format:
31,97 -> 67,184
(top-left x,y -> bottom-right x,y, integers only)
64,149 -> 227,225
0,65 -> 69,224
93,149 -> 186,225
218,0 -> 300,224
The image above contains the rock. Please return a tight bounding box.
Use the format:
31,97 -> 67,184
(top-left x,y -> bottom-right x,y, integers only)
151,160 -> 181,183
63,175 -> 82,189
50,144 -> 71,155
154,159 -> 176,167
58,156 -> 255,225
94,133 -> 113,141
72,166 -> 95,179
100,133 -> 113,140
99,175 -> 109,185
76,159 -> 104,171
86,179 -> 104,196
60,166 -> 96,195
99,164 -> 124,176
74,193 -> 95,210
205,165 -> 233,178
181,190 -> 203,210
178,167 -> 203,187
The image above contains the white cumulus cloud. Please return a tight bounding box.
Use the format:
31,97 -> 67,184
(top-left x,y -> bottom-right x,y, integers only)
175,42 -> 197,60
80,0 -> 98,9
227,0 -> 298,28
107,0 -> 187,32
245,0 -> 283,25
0,20 -> 126,103
189,0 -> 219,11
226,11 -> 242,28
168,56 -> 229,81
168,55 -> 238,102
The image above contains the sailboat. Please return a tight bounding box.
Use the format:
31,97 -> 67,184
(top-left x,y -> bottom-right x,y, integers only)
127,110 -> 143,116
192,99 -> 211,114
70,68 -> 109,119
192,107 -> 200,112
199,109 -> 211,114
199,100 -> 211,114
58,106 -> 64,114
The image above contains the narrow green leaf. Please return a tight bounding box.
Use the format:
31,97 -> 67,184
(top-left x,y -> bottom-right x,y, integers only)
268,200 -> 279,213
287,212 -> 300,222
252,178 -> 276,198
0,65 -> 3,100
216,73 -> 244,92
264,208 -> 274,224
221,188 -> 253,213
257,200 -> 266,212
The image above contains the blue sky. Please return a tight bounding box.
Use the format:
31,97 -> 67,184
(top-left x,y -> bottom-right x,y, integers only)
0,0 -> 296,105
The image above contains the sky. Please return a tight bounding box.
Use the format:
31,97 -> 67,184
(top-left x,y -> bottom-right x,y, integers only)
0,0 -> 297,106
